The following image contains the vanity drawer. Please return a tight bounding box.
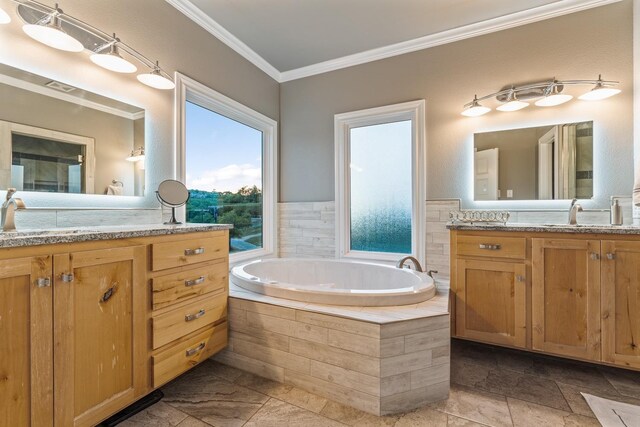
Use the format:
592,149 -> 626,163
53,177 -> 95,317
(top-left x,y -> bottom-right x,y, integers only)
152,261 -> 228,310
153,292 -> 227,349
151,235 -> 227,271
457,235 -> 526,260
153,322 -> 228,387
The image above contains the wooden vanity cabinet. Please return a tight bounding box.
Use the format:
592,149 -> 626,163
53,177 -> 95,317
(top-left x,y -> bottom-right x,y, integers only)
453,234 -> 527,348
601,240 -> 640,369
0,256 -> 53,427
531,238 -> 601,360
0,229 -> 230,427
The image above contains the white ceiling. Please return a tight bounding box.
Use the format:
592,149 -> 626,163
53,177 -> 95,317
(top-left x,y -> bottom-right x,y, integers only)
167,0 -> 621,82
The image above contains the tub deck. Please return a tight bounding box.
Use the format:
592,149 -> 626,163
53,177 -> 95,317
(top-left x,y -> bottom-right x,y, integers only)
214,280 -> 451,415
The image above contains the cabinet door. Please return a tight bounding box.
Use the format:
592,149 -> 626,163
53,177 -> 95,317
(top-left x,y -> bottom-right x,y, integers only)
532,238 -> 601,360
0,256 -> 53,427
54,246 -> 146,427
602,240 -> 640,369
455,259 -> 526,348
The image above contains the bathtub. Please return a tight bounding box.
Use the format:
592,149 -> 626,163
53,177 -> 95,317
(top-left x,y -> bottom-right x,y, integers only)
230,258 -> 436,306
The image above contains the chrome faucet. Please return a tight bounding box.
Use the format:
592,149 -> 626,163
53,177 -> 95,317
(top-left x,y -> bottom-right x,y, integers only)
1,188 -> 26,232
396,256 -> 424,272
568,198 -> 583,225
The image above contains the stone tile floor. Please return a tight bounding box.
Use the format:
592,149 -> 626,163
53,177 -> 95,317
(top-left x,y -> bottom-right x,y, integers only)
122,339 -> 640,426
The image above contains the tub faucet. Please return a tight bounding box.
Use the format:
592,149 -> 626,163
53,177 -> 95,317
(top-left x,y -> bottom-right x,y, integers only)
396,256 -> 424,272
568,198 -> 583,225
1,188 -> 26,232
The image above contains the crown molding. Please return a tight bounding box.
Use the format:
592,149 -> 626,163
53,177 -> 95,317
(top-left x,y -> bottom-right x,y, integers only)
167,0 -> 621,84
165,0 -> 282,82
279,0 -> 622,82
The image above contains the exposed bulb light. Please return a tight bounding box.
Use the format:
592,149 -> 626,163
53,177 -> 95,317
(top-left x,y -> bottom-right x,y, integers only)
90,38 -> 137,73
578,75 -> 621,101
496,92 -> 529,112
126,147 -> 145,162
22,10 -> 83,52
461,96 -> 491,117
0,7 -> 11,24
137,61 -> 175,90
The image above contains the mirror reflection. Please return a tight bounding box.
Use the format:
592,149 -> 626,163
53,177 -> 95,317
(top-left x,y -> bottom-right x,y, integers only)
474,121 -> 593,201
0,63 -> 145,196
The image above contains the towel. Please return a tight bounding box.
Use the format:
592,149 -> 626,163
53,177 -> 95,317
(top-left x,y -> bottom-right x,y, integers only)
106,184 -> 123,196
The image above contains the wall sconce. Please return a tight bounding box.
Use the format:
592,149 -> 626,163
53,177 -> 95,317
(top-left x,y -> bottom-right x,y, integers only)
8,1 -> 175,90
462,75 -> 620,117
126,147 -> 145,162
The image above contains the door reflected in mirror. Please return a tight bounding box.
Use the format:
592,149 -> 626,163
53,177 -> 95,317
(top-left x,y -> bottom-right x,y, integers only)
0,63 -> 145,196
474,121 -> 593,201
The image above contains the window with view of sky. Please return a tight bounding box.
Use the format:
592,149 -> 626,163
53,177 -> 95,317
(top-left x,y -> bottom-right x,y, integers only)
185,101 -> 263,253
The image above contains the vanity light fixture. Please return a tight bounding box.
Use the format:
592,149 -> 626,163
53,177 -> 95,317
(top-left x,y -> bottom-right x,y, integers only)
90,36 -> 137,73
461,95 -> 491,117
462,75 -> 620,116
22,5 -> 83,52
496,90 -> 529,112
125,147 -> 145,162
578,74 -> 621,101
11,0 -> 174,90
0,7 -> 11,24
137,61 -> 175,90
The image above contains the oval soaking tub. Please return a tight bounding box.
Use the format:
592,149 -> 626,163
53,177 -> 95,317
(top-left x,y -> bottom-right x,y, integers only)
230,258 -> 436,306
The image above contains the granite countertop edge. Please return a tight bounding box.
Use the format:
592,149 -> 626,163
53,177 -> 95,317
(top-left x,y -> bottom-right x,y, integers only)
0,223 -> 233,248
446,222 -> 640,235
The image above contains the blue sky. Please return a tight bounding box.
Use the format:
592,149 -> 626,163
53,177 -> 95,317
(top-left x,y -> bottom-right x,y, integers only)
185,101 -> 262,192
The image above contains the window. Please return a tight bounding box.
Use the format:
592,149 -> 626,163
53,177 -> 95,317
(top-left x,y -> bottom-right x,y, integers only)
176,73 -> 277,262
335,100 -> 425,262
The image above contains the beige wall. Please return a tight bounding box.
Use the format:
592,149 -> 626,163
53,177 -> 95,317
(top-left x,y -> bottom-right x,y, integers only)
0,0 -> 279,210
280,1 -> 633,209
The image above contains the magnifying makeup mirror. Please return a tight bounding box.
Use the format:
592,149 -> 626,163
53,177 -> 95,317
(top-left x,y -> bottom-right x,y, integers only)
156,179 -> 189,225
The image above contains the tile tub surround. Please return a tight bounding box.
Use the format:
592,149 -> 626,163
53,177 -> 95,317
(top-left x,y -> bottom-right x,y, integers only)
213,282 -> 451,416
0,223 -> 233,248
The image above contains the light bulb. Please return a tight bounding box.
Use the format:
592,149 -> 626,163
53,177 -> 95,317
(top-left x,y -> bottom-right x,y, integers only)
0,7 -> 11,24
23,15 -> 84,52
90,43 -> 137,73
497,100 -> 529,112
534,94 -> 573,107
137,69 -> 175,90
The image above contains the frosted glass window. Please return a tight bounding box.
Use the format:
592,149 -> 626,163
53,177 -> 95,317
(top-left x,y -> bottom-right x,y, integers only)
349,120 -> 412,254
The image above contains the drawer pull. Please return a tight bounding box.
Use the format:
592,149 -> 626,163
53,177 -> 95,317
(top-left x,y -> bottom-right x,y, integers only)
479,243 -> 501,250
185,276 -> 206,287
185,309 -> 206,322
61,273 -> 74,283
184,247 -> 205,256
36,277 -> 51,287
185,342 -> 206,357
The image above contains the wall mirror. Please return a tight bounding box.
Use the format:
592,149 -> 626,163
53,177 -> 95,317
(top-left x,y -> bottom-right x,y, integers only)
0,63 -> 145,196
473,121 -> 593,201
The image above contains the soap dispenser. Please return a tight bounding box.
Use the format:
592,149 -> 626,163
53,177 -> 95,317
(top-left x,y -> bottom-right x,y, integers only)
611,198 -> 623,225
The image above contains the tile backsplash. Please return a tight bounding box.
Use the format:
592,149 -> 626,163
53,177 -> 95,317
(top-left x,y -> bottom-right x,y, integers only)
15,208 -> 161,229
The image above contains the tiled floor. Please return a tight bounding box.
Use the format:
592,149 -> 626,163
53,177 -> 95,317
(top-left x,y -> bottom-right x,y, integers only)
121,339 -> 640,426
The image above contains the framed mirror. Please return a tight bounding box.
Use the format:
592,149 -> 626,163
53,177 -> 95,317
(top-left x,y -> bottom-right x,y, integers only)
473,121 -> 593,201
0,63 -> 145,196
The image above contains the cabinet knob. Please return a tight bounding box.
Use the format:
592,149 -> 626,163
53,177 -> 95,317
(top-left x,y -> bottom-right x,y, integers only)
36,277 -> 51,287
606,253 -> 616,260
61,273 -> 74,283
185,276 -> 206,287
590,253 -> 600,261
184,247 -> 205,256
185,309 -> 206,322
516,275 -> 525,283
185,342 -> 206,357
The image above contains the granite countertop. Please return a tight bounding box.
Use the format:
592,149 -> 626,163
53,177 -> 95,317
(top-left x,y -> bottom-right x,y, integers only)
0,223 -> 233,248
447,222 -> 640,235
